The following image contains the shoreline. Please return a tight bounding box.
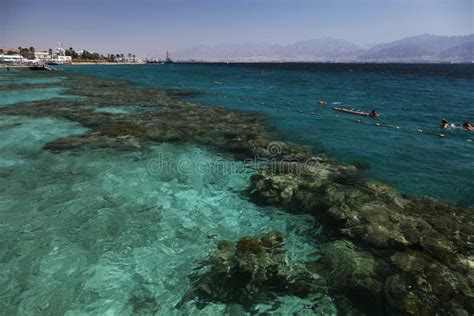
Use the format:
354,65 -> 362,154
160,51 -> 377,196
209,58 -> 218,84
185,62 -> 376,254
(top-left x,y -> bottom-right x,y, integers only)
2,61 -> 474,68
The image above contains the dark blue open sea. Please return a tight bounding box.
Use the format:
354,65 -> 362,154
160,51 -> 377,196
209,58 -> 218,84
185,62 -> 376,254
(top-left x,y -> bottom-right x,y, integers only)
0,63 -> 473,314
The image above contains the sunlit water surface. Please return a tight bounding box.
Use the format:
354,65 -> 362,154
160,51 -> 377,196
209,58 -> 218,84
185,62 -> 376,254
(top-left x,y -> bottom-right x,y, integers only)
1,64 -> 473,314
0,113 -> 329,314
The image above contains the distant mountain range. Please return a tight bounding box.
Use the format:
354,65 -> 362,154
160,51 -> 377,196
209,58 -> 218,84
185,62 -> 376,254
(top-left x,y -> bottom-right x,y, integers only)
174,34 -> 474,63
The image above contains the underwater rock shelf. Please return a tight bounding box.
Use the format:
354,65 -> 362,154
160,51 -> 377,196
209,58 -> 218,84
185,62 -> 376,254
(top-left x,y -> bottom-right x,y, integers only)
1,70 -> 472,315
177,232 -> 328,310
252,171 -> 473,315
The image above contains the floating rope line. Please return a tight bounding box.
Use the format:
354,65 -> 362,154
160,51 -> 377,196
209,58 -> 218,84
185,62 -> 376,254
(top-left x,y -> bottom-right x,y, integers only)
176,82 -> 473,142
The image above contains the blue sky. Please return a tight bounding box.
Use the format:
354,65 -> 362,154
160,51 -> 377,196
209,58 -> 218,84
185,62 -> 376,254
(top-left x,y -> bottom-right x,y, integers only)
1,0 -> 472,57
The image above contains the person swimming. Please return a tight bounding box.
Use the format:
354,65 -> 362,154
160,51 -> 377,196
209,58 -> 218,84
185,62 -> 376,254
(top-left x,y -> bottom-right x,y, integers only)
463,122 -> 474,131
440,118 -> 449,129
368,110 -> 378,118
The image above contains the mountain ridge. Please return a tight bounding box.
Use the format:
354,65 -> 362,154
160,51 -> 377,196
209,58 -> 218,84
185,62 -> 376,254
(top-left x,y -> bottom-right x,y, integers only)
174,34 -> 474,63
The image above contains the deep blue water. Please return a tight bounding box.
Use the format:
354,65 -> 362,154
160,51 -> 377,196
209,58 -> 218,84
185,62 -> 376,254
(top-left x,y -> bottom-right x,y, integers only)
64,63 -> 474,208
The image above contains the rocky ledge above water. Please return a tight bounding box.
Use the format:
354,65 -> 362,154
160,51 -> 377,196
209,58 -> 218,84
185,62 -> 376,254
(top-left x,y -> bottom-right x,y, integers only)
2,70 -> 473,315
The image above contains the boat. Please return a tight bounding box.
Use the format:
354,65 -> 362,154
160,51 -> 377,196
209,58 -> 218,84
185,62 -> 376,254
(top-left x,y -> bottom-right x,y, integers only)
317,100 -> 327,105
145,59 -> 160,64
28,65 -> 52,71
332,107 -> 371,117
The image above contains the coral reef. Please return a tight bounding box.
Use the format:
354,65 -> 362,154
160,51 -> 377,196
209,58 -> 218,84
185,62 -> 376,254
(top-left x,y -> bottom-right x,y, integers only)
251,168 -> 474,315
177,232 -> 327,308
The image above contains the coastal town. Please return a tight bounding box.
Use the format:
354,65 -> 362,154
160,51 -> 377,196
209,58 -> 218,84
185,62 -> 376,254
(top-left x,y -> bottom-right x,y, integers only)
0,42 -> 152,66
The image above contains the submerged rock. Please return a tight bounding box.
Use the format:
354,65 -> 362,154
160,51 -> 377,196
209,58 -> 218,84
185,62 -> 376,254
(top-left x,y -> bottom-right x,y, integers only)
177,232 -> 327,309
311,240 -> 387,314
250,167 -> 474,315
98,123 -> 146,137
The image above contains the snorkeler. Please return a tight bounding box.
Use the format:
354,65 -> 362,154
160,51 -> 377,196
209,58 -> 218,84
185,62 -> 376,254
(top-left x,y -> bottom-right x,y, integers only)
368,110 -> 378,118
463,122 -> 474,131
440,118 -> 449,129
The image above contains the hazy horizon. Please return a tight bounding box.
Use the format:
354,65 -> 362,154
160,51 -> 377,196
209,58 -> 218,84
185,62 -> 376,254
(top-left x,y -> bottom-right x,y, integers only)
1,0 -> 472,57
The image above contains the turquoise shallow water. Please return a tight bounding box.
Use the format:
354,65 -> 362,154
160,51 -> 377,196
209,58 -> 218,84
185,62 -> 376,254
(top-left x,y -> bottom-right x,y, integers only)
64,64 -> 474,207
0,114 -> 330,314
0,76 -> 66,85
91,105 -> 154,115
0,87 -> 72,106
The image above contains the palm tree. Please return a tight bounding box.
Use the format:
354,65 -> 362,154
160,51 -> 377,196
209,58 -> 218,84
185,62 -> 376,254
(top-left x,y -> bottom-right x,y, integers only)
18,47 -> 24,56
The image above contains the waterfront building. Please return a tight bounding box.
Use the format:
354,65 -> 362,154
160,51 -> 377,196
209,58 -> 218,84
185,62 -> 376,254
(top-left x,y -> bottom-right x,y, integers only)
0,54 -> 25,63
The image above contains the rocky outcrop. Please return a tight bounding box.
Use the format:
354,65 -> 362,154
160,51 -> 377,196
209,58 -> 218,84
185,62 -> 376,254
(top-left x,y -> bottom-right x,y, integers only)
177,232 -> 328,308
312,240 -> 388,314
251,167 -> 474,315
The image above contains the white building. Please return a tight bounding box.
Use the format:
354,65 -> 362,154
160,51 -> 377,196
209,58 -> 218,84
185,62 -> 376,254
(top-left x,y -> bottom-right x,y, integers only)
55,55 -> 72,63
34,51 -> 50,61
52,42 -> 72,63
33,50 -> 72,64
35,52 -> 51,59
0,54 -> 25,63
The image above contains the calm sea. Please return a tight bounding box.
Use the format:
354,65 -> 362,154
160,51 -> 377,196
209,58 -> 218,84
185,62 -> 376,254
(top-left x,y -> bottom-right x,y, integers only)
65,63 -> 474,207
1,63 -> 472,314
